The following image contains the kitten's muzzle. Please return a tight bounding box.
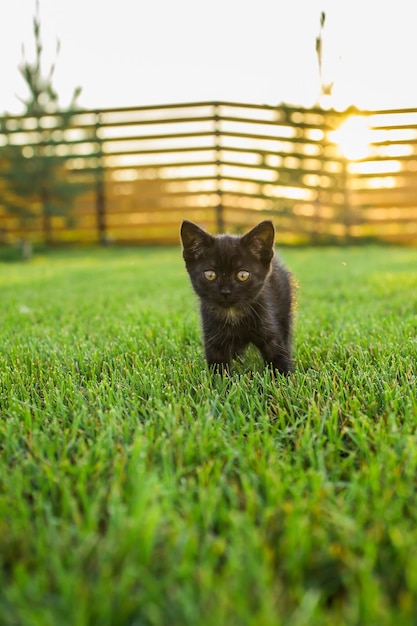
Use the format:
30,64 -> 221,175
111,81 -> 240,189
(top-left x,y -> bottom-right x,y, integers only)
219,286 -> 233,305
220,286 -> 232,297
219,289 -> 236,308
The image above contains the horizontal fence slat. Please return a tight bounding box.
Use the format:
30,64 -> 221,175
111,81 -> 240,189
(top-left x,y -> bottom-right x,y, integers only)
101,130 -> 214,143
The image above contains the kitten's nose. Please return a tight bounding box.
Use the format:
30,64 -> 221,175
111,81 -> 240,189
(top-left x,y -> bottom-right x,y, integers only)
220,286 -> 231,297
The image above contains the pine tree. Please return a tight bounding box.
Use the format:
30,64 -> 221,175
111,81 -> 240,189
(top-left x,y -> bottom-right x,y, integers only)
315,11 -> 334,106
0,1 -> 87,247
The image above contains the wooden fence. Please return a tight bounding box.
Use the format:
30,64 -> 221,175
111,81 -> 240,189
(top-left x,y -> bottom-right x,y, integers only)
1,101 -> 417,245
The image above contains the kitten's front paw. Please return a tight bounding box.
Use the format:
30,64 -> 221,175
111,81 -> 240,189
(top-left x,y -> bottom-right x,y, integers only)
205,347 -> 232,375
270,357 -> 293,376
208,361 -> 231,376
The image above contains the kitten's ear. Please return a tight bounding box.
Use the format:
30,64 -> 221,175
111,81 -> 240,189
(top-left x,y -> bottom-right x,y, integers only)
241,221 -> 275,262
180,220 -> 213,260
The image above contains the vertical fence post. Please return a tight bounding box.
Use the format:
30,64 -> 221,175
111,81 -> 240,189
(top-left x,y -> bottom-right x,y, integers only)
213,102 -> 224,233
341,156 -> 352,243
94,112 -> 107,244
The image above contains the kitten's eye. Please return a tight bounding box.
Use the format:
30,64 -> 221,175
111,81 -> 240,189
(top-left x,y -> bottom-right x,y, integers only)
204,270 -> 217,281
237,270 -> 250,282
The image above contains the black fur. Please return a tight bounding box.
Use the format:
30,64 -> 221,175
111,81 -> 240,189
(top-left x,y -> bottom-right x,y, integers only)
180,220 -> 294,374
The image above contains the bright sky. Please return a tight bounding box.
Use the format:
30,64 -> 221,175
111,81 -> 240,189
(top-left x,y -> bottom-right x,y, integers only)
2,0 -> 417,114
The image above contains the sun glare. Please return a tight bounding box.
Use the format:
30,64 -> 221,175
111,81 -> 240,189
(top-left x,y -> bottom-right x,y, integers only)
329,116 -> 372,160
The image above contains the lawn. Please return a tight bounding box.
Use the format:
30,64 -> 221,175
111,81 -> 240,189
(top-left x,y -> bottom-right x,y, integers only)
1,244 -> 417,626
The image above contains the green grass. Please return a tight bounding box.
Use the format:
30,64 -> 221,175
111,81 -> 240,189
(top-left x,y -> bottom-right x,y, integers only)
1,244 -> 417,626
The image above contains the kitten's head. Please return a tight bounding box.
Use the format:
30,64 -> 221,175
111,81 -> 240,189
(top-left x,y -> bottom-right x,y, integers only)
180,220 -> 275,311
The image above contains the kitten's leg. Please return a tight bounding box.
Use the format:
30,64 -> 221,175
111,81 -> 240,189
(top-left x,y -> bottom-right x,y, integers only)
257,340 -> 293,375
232,343 -> 248,361
204,344 -> 232,374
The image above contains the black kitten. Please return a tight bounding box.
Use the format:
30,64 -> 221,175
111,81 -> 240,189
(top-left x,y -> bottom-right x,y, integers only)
180,220 -> 294,374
